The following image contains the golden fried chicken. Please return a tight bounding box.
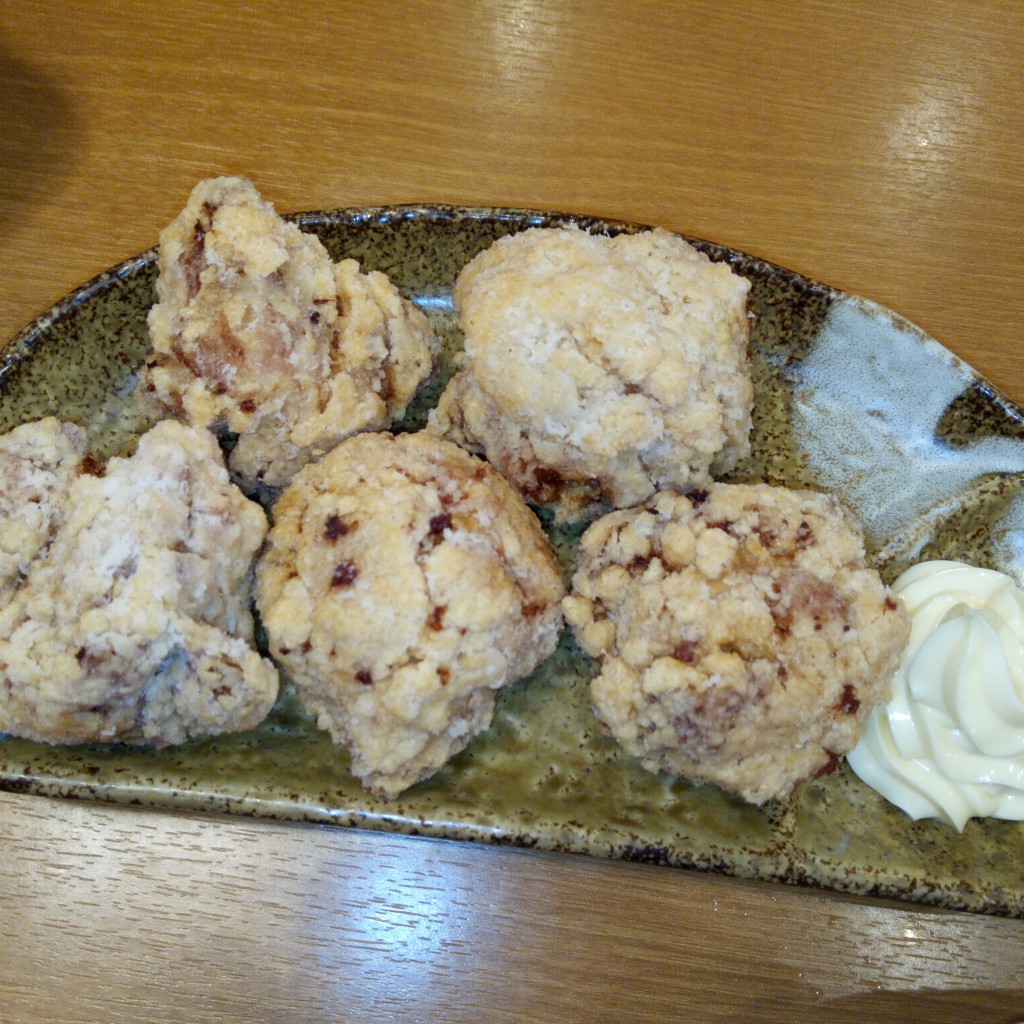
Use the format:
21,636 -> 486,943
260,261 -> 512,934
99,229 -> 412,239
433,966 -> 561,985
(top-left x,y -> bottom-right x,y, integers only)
564,483 -> 909,803
141,176 -> 438,493
430,226 -> 752,522
0,420 -> 278,746
256,431 -> 566,797
0,417 -> 88,604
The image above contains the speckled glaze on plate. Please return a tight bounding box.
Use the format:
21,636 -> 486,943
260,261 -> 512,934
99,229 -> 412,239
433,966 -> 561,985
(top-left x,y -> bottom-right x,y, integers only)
2,206 -> 1024,916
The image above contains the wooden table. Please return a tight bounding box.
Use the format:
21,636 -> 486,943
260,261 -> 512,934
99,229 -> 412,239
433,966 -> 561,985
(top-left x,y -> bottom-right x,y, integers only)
2,2 -> 1023,1019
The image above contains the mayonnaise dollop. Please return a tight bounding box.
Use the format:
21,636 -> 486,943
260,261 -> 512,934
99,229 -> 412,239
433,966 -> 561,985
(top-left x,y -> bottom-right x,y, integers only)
847,560 -> 1024,830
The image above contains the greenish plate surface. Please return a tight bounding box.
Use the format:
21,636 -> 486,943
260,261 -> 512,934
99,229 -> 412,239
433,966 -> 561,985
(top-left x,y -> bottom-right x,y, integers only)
2,206 -> 1024,916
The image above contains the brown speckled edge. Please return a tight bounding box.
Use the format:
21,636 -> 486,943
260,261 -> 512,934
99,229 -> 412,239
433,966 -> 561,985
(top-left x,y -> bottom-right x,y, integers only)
2,205 -> 1024,918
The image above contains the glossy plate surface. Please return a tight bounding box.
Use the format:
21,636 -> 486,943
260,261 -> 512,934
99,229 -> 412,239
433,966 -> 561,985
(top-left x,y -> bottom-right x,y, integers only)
2,206 -> 1024,915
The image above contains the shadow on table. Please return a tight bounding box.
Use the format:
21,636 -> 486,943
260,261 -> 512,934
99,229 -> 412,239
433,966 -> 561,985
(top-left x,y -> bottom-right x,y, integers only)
0,45 -> 79,236
822,986 -> 1023,1022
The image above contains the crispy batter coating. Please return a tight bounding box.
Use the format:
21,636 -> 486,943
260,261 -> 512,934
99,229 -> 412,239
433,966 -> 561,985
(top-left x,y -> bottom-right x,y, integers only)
430,226 -> 752,522
256,431 -> 566,797
141,176 -> 438,493
0,417 -> 88,604
0,420 -> 278,746
563,484 -> 909,803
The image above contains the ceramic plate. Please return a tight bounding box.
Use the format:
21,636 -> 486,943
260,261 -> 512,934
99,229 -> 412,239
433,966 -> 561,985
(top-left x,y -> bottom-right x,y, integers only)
3,206 -> 1024,916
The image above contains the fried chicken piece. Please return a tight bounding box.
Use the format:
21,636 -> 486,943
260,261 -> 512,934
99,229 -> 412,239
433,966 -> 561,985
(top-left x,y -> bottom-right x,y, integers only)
256,431 -> 566,797
430,226 -> 753,522
0,420 -> 279,746
0,417 -> 88,604
563,484 -> 909,803
141,176 -> 438,493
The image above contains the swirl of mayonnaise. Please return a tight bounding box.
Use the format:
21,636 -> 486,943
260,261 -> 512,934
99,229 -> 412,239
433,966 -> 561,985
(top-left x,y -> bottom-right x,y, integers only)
847,560 -> 1024,830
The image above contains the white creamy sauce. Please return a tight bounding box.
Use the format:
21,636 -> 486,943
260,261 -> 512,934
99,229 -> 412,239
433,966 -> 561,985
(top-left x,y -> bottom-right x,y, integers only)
847,560 -> 1024,830
791,296 -> 1024,547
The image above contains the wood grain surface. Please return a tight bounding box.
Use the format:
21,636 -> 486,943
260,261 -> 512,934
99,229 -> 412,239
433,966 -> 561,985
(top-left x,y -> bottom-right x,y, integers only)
1,1 -> 1023,1020
2,792 -> 1023,1024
